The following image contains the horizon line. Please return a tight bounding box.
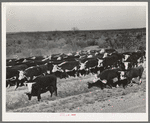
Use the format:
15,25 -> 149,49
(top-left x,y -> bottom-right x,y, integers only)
6,27 -> 146,34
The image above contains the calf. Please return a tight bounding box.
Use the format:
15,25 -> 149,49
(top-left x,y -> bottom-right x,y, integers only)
87,80 -> 105,90
25,75 -> 57,101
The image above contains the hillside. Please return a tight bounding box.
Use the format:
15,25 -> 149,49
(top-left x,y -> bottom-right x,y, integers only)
6,28 -> 146,59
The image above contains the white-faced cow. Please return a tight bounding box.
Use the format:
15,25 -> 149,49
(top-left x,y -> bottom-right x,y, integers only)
25,75 -> 57,101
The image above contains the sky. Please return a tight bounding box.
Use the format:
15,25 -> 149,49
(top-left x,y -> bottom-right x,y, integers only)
5,3 -> 147,32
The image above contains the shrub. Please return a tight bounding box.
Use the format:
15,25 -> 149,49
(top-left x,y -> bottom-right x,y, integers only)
47,41 -> 57,49
87,39 -> 96,46
76,40 -> 87,48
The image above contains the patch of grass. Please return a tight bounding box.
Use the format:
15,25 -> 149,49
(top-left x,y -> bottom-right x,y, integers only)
122,92 -> 126,95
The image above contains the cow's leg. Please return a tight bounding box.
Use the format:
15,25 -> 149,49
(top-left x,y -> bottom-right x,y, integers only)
88,69 -> 91,75
76,71 -> 79,77
107,80 -> 112,89
7,83 -> 10,88
6,82 -> 8,88
100,82 -> 104,90
14,81 -> 19,90
123,84 -> 126,89
138,76 -> 142,85
55,87 -> 57,96
60,73 -> 63,79
37,90 -> 41,101
122,80 -> 127,89
28,94 -> 32,100
49,86 -> 54,97
128,79 -> 133,86
26,93 -> 32,100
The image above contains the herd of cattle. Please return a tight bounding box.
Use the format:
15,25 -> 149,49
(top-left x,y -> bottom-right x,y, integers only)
6,48 -> 146,101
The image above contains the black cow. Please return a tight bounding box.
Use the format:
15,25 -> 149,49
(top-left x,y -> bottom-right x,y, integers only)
27,56 -> 47,61
15,60 -> 37,67
6,68 -> 19,89
52,61 -> 79,78
49,53 -> 62,61
6,65 -> 28,89
96,69 -> 121,88
47,60 -> 65,74
38,64 -> 48,75
25,75 -> 57,101
102,54 -> 120,69
135,50 -> 146,63
105,48 -> 117,54
79,58 -> 99,74
123,51 -> 143,69
120,65 -> 144,86
19,66 -> 44,81
14,58 -> 26,64
9,64 -> 28,71
6,58 -> 17,66
33,60 -> 49,65
87,80 -> 105,90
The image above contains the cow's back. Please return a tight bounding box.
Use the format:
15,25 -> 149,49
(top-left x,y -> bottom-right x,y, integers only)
35,75 -> 57,88
98,69 -> 119,80
125,65 -> 144,78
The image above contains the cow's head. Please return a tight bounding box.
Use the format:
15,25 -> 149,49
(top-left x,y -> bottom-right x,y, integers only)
22,59 -> 27,63
52,65 -> 59,72
57,57 -> 62,60
47,70 -> 50,74
95,52 -> 98,56
87,55 -> 93,58
137,63 -> 143,67
103,52 -> 108,58
101,79 -> 107,84
18,70 -> 25,80
100,49 -> 105,54
87,82 -> 93,89
79,61 -> 88,70
48,55 -> 52,60
18,70 -> 31,81
92,74 -> 99,83
52,65 -> 63,72
123,62 -> 130,70
67,53 -> 72,56
118,71 -> 126,80
123,54 -> 130,62
25,82 -> 36,100
97,59 -> 103,67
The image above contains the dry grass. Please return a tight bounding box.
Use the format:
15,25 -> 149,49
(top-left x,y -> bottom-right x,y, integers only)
6,63 -> 146,112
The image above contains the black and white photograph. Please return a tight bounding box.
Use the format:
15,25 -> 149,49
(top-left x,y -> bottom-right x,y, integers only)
2,2 -> 148,121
